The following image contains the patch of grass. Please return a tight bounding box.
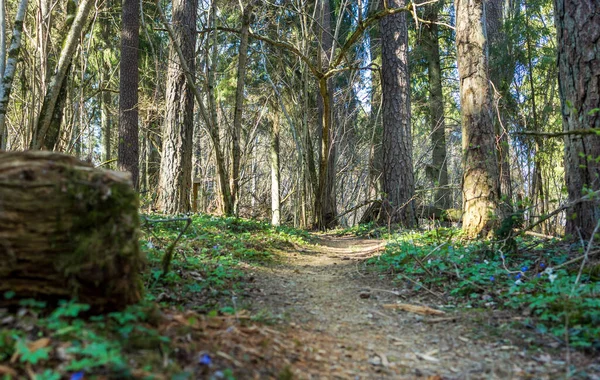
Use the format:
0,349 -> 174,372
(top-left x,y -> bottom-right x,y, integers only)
369,228 -> 600,351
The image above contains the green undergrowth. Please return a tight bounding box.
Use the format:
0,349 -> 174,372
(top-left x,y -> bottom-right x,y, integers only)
0,214 -> 310,378
335,221 -> 388,238
368,227 -> 600,351
141,214 -> 310,311
0,298 -> 167,379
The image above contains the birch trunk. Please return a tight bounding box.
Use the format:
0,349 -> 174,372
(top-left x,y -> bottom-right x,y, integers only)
270,113 -> 281,226
0,0 -> 28,149
31,0 -> 94,150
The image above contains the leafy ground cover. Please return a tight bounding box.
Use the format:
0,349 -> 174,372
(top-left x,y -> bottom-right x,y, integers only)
0,214 -> 310,379
363,227 -> 600,352
2,217 -> 599,379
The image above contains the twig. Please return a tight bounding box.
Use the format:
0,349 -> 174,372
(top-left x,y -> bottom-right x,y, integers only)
142,216 -> 192,277
519,189 -> 600,235
515,129 -> 600,137
553,249 -> 599,270
397,273 -> 445,300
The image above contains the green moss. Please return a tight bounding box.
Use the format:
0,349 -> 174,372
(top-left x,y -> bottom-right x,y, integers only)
53,165 -> 144,310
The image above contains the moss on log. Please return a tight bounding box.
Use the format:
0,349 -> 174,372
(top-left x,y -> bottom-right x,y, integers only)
0,151 -> 143,311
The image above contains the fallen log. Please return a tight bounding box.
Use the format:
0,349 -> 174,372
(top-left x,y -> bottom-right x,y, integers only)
0,151 -> 143,311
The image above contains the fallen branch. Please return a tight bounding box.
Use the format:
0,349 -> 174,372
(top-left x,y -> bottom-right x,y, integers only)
519,189 -> 600,235
382,303 -> 445,316
554,250 -> 600,270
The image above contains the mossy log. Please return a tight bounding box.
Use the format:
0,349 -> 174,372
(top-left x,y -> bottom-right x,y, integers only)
0,151 -> 143,311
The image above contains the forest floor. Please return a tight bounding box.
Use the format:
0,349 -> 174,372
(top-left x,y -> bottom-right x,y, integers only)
197,234 -> 599,379
3,221 -> 600,379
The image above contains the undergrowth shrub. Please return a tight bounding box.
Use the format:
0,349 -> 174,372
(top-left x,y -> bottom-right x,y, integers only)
370,228 -> 600,351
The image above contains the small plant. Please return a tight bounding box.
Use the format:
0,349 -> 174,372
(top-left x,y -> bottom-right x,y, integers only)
370,228 -> 600,350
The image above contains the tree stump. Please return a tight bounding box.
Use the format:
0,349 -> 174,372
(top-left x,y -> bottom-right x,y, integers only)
0,151 -> 144,311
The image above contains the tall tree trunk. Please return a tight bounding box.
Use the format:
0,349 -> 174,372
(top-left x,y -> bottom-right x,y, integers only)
231,2 -> 253,215
368,0 -> 383,208
0,0 -> 5,78
455,0 -> 500,237
314,0 -> 337,229
422,0 -> 450,210
207,0 -> 232,215
270,112 -> 281,226
101,77 -> 112,164
31,0 -> 94,150
524,2 -> 545,231
118,0 -> 140,188
378,0 -> 415,227
555,0 -> 600,239
485,0 -> 513,206
0,0 -> 28,149
157,0 -> 197,213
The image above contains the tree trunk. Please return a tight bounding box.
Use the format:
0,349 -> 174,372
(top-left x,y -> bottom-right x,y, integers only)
314,0 -> 337,230
230,2 -> 253,215
0,0 -> 28,149
0,151 -> 143,312
524,2 -> 545,231
485,0 -> 513,206
31,0 -> 94,150
379,0 -> 415,227
422,0 -> 450,210
270,113 -> 281,226
157,0 -> 197,214
118,0 -> 140,188
555,0 -> 600,239
0,0 -> 5,78
455,0 -> 500,237
207,0 -> 233,215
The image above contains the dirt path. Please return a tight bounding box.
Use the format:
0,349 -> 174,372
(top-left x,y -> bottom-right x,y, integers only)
244,235 -> 598,379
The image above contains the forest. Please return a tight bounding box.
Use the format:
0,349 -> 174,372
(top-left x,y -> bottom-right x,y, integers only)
0,0 -> 599,378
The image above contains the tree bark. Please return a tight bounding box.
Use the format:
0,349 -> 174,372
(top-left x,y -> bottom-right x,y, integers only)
314,0 -> 337,229
422,0 -> 450,210
157,0 -> 197,213
0,0 -> 5,78
31,0 -> 94,150
230,2 -> 253,215
118,0 -> 140,188
0,151 -> 143,312
485,0 -> 513,206
455,0 -> 500,237
379,0 -> 416,227
270,112 -> 281,226
0,0 -> 28,149
555,0 -> 600,239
